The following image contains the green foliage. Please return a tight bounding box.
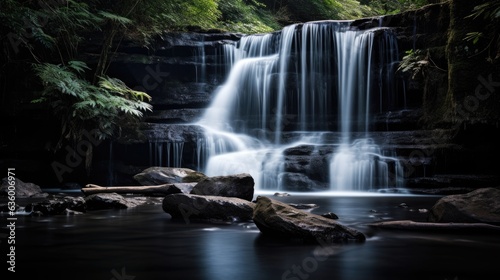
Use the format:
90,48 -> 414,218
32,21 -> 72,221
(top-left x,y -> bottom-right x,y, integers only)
464,1 -> 500,63
0,0 -> 104,63
398,49 -> 446,80
128,0 -> 221,42
32,61 -> 152,146
397,49 -> 429,79
217,0 -> 280,33
466,1 -> 500,20
360,0 -> 431,16
464,32 -> 483,45
97,11 -> 133,25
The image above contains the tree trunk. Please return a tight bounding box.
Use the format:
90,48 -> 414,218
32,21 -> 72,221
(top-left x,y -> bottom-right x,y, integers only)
81,183 -> 196,196
93,22 -> 118,85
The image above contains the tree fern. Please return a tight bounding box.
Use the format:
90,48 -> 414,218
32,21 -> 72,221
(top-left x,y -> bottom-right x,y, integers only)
98,11 -> 133,26
32,61 -> 153,171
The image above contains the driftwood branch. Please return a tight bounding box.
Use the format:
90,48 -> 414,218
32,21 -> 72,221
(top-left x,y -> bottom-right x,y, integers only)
82,183 -> 195,196
369,220 -> 500,233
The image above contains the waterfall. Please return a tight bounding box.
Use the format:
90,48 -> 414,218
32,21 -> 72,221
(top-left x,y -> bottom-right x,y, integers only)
195,20 -> 404,191
148,141 -> 185,168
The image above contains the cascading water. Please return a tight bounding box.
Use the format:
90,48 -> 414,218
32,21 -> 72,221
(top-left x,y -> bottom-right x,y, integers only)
194,20 -> 404,191
149,141 -> 185,168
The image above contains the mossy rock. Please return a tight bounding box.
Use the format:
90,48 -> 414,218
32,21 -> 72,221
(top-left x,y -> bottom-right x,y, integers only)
181,171 -> 208,183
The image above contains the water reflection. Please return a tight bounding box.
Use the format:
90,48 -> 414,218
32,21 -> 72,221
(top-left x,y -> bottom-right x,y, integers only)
4,194 -> 500,279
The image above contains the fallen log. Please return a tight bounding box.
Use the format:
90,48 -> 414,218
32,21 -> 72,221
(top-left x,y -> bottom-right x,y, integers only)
81,183 -> 196,196
368,220 -> 500,233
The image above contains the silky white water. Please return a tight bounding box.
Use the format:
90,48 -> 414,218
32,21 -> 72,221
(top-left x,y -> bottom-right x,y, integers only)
194,20 -> 403,191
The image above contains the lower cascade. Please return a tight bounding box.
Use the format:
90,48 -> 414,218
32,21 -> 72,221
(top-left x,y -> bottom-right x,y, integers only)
193,20 -> 405,192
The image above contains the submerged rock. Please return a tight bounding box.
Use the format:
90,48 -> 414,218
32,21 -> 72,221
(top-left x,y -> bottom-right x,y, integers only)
162,193 -> 255,223
252,196 -> 365,243
427,187 -> 500,225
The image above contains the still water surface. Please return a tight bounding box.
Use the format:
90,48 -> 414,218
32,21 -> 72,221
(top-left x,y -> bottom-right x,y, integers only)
5,191 -> 500,280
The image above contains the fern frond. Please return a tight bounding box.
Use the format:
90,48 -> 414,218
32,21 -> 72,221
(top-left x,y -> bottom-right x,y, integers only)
98,11 -> 132,26
68,60 -> 91,74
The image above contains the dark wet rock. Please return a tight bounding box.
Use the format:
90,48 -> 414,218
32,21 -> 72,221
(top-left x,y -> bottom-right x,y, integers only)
252,196 -> 366,243
281,144 -> 332,191
398,203 -> 409,208
321,212 -> 339,220
139,123 -> 206,144
85,193 -> 144,210
26,196 -> 87,215
62,182 -> 83,190
190,173 -> 254,201
134,167 -> 207,185
162,193 -> 255,222
274,192 -> 291,197
405,175 -> 500,195
0,203 -> 19,212
63,209 -> 85,215
0,177 -> 47,198
428,187 -> 500,225
288,203 -> 318,210
171,183 -> 197,194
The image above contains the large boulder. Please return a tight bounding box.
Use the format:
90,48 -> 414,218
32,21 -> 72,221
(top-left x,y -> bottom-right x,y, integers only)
428,187 -> 500,225
133,167 -> 207,185
162,193 -> 255,223
0,177 -> 47,198
252,196 -> 366,243
190,173 -> 254,201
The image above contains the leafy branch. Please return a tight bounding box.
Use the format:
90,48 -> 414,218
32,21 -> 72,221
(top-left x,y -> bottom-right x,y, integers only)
397,49 -> 446,79
463,1 -> 500,63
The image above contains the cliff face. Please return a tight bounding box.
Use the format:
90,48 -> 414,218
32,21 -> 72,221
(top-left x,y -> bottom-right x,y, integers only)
1,1 -> 499,190
98,1 -> 500,190
354,1 -> 500,190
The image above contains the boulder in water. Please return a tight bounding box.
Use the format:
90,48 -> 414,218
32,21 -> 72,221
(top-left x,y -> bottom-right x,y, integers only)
162,193 -> 255,223
428,187 -> 500,225
252,196 -> 365,243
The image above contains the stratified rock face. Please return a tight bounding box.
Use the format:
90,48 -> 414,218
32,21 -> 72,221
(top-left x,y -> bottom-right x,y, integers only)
162,193 -> 255,223
428,187 -> 500,225
133,167 -> 207,185
190,173 -> 254,201
252,196 -> 366,243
